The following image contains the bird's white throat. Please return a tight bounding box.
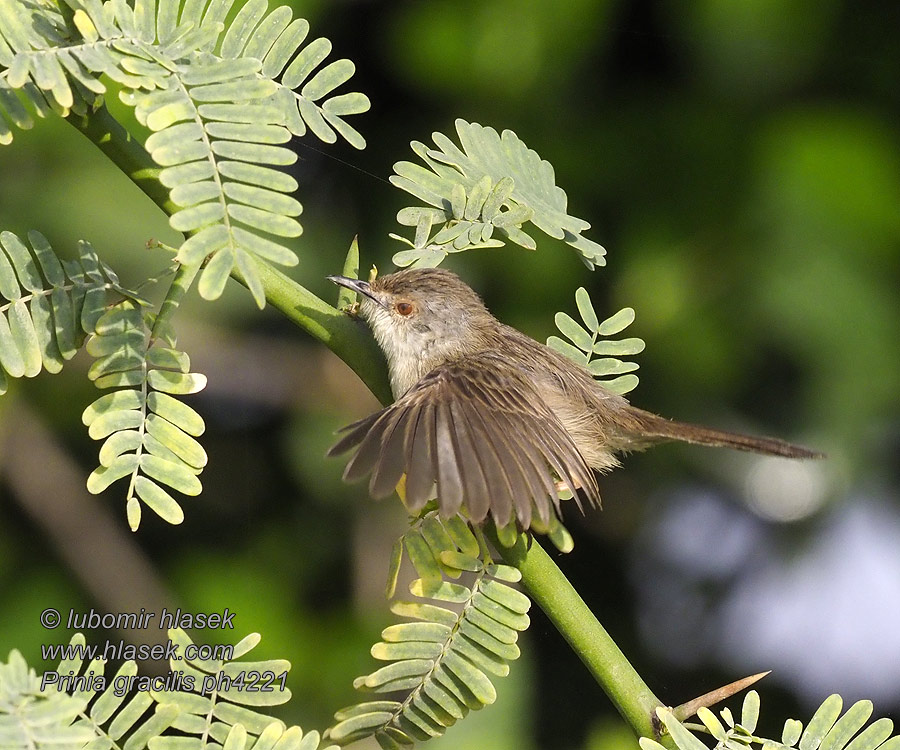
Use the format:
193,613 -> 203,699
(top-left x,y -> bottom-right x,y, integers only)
364,305 -> 443,397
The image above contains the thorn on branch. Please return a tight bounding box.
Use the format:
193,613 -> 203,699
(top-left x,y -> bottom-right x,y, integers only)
672,671 -> 771,722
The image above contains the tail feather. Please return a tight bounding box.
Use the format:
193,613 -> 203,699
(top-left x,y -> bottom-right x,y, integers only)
623,407 -> 824,459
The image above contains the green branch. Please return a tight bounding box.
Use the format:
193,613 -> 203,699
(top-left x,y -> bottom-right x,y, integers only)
69,105 -> 172,214
486,527 -> 672,745
236,261 -> 392,405
70,103 -> 667,743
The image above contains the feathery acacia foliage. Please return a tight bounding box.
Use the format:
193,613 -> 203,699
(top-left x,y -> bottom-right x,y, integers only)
326,511 -> 530,749
390,176 -> 534,268
146,629 -> 303,749
390,119 -> 606,270
641,691 -> 900,750
0,230 -> 133,394
0,630 -> 334,750
0,0 -> 372,523
82,300 -> 208,531
0,228 -> 206,531
0,0 -> 369,307
549,286 -> 645,395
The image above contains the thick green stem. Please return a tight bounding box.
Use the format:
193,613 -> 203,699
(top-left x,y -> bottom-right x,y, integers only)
237,261 -> 392,405
487,528 -> 670,744
69,104 -> 172,214
72,104 -> 667,743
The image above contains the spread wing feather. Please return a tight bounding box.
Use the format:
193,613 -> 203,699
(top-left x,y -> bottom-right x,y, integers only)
406,403 -> 437,510
447,400 -> 492,519
329,354 -> 600,527
470,403 -> 549,528
371,406 -> 415,498
434,401 -> 465,516
343,408 -> 400,486
456,398 -> 517,526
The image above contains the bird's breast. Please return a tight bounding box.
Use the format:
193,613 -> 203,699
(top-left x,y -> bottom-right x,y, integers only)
382,334 -> 447,398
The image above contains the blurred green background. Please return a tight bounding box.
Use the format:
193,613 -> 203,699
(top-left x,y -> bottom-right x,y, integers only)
1,1 -> 899,748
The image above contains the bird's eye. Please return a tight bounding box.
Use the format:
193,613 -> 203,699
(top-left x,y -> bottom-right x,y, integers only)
395,301 -> 414,316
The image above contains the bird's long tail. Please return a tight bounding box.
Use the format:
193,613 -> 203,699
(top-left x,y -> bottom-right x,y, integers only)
622,406 -> 824,459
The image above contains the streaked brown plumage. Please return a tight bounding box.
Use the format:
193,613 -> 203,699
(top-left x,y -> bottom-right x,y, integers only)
328,268 -> 821,529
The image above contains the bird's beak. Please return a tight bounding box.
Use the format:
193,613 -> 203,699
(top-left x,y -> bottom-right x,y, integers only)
326,275 -> 384,307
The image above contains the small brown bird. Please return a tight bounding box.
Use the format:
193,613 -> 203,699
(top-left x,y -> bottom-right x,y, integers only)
328,268 -> 820,529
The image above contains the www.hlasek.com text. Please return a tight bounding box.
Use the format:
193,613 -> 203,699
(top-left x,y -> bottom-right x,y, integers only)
40,669 -> 289,697
41,637 -> 234,663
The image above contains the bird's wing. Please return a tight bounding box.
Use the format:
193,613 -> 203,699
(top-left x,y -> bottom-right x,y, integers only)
328,354 -> 600,528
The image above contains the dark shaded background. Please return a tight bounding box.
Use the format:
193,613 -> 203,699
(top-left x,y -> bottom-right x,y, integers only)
1,1 -> 899,748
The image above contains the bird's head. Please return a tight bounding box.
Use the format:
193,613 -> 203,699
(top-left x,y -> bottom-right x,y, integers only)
328,267 -> 495,394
